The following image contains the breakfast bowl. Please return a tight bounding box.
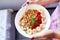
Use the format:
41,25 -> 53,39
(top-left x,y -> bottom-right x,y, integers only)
15,4 -> 50,38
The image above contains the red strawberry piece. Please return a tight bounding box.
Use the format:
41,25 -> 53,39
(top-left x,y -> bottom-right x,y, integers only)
38,20 -> 42,24
37,12 -> 41,15
31,26 -> 35,29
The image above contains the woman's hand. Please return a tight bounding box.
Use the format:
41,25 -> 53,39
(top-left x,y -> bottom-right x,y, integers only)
31,30 -> 54,40
22,0 -> 58,7
31,30 -> 60,40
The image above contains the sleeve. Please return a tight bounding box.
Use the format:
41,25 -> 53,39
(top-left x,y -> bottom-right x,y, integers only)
0,9 -> 15,40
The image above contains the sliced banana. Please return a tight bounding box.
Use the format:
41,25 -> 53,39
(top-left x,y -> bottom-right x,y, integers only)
41,13 -> 46,17
42,17 -> 46,24
32,29 -> 37,34
36,26 -> 41,32
40,24 -> 45,29
26,29 -> 32,35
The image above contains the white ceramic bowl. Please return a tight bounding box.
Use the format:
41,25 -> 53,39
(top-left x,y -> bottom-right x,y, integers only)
15,4 -> 50,38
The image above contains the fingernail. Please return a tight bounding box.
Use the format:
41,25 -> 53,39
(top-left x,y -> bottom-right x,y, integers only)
31,37 -> 34,40
27,2 -> 30,4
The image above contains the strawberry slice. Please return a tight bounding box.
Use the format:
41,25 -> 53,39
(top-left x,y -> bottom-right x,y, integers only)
37,12 -> 41,15
31,12 -> 42,29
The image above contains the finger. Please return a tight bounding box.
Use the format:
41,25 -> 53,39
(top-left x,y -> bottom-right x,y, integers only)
28,1 -> 46,6
27,0 -> 47,6
21,2 -> 30,7
21,2 -> 26,7
32,30 -> 54,38
38,38 -> 49,40
31,37 -> 48,40
30,37 -> 34,40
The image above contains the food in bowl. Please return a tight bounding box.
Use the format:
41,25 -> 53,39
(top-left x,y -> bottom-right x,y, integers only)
19,9 -> 46,35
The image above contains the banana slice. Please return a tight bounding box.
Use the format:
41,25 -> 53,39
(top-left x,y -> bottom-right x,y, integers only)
26,29 -> 32,35
36,26 -> 41,32
32,29 -> 37,34
42,17 -> 46,24
40,24 -> 45,29
41,13 -> 46,17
